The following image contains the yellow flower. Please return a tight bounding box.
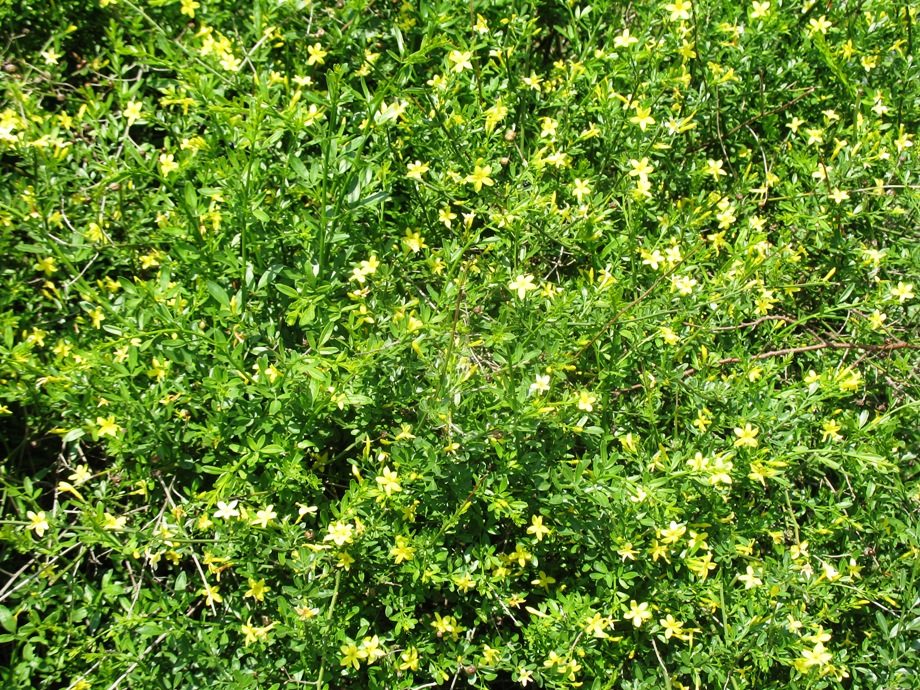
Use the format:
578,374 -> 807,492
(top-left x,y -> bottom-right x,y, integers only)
398,647 -> 420,671
659,614 -> 685,640
750,0 -> 770,18
613,28 -> 639,47
123,100 -> 143,124
213,499 -> 239,520
801,641 -> 832,668
27,510 -> 49,537
340,641 -> 365,670
158,153 -> 179,176
526,515 -> 551,541
307,43 -> 328,66
375,466 -> 402,497
733,423 -> 759,448
406,160 -> 430,180
508,274 -> 537,299
251,505 -> 277,528
624,600 -> 652,627
530,570 -> 556,589
403,229 -> 427,253
244,578 -> 270,601
180,0 -> 200,18
390,536 -> 416,563
737,565 -> 762,589
659,521 -> 686,544
703,158 -> 727,179
630,105 -> 655,131
35,256 -> 57,275
577,391 -> 597,412
571,178 -> 591,203
103,512 -> 127,531
584,612 -> 610,638
891,282 -> 914,303
821,419 -> 842,442
96,415 -> 120,438
448,49 -> 473,73
466,164 -> 494,191
68,464 -> 92,485
199,583 -> 222,605
808,15 -> 832,35
323,521 -> 354,546
665,0 -> 692,21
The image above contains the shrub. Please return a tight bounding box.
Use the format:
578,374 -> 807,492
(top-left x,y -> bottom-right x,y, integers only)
1,0 -> 918,688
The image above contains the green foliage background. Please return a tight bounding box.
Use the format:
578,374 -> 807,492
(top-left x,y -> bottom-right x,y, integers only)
1,0 -> 919,688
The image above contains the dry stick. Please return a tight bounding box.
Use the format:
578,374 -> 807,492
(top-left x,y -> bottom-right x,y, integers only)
611,339 -> 918,397
105,631 -> 169,690
688,87 -> 816,153
651,638 -> 672,688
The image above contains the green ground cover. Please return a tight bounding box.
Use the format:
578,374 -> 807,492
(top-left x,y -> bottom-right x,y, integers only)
1,0 -> 919,687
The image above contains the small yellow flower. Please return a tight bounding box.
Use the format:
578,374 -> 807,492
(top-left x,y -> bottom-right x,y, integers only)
103,512 -> 127,531
821,419 -> 842,442
123,100 -> 143,124
737,565 -> 762,589
340,641 -> 365,670
406,160 -> 430,180
801,641 -> 832,667
571,178 -> 591,203
27,510 -> 49,537
891,282 -> 914,303
403,229 -> 427,253
526,515 -> 550,541
624,600 -> 652,627
324,521 -> 354,546
375,466 -> 402,497
530,570 -> 556,589
390,536 -> 416,563
733,423 -> 759,448
659,614 -> 685,639
307,43 -> 328,66
35,256 -> 58,276
244,578 -> 270,601
508,274 -> 537,299
180,0 -> 200,18
577,391 -> 597,412
466,164 -> 494,192
448,49 -> 473,73
96,415 -> 121,438
158,153 -> 179,176
251,505 -> 277,528
68,464 -> 92,485
703,158 -> 727,179
750,0 -> 770,18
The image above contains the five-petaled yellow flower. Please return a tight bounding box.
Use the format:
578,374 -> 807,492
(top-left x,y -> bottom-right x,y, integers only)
375,466 -> 402,497
307,43 -> 328,66
733,423 -> 759,448
466,164 -> 494,191
27,510 -> 49,537
624,600 -> 652,627
526,515 -> 550,541
406,160 -> 430,180
244,578 -> 270,601
509,274 -> 537,299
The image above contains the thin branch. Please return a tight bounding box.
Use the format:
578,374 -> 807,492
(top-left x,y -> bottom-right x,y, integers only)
611,338 -> 918,397
688,87 -> 816,153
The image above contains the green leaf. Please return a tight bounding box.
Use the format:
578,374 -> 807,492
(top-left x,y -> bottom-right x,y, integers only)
206,281 -> 230,308
0,605 -> 16,634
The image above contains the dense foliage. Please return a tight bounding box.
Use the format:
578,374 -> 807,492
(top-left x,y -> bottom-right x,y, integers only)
1,0 -> 919,688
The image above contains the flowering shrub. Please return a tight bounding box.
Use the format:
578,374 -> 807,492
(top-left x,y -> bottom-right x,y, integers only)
1,0 -> 919,688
